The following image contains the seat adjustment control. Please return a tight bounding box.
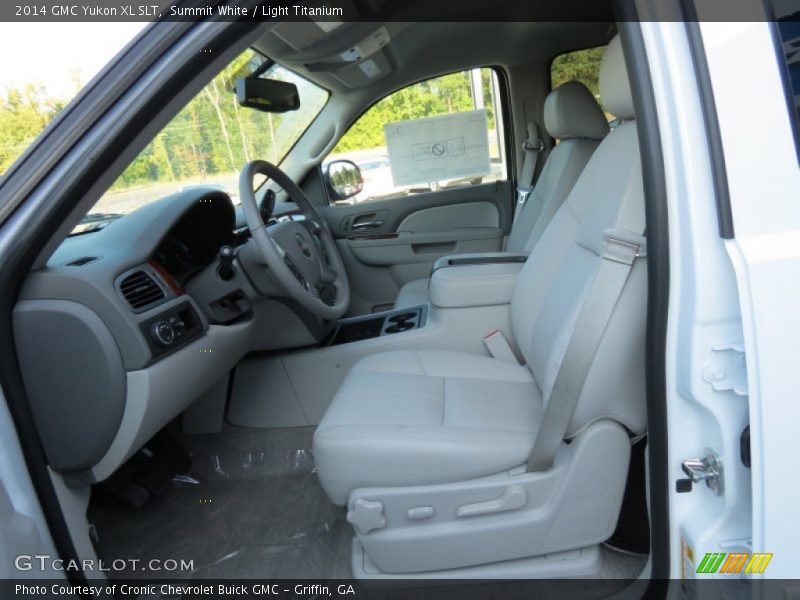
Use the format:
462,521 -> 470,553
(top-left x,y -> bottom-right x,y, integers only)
406,506 -> 434,521
347,498 -> 386,534
456,485 -> 527,518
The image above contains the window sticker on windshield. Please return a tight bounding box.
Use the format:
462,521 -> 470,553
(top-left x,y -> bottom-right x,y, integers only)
383,109 -> 491,187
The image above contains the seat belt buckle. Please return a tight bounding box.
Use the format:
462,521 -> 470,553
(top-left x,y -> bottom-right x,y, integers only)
517,187 -> 533,206
484,330 -> 521,364
602,228 -> 647,265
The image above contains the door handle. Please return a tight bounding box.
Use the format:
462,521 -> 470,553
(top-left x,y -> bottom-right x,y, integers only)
351,221 -> 384,230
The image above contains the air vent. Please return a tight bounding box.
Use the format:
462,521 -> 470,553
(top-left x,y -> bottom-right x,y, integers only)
120,270 -> 165,310
65,256 -> 99,266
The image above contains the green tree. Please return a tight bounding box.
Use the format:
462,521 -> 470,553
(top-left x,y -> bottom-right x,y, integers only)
0,84 -> 65,175
332,69 -> 495,154
551,46 -> 605,97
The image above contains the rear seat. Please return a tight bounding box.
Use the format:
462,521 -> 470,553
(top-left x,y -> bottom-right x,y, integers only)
395,80 -> 609,309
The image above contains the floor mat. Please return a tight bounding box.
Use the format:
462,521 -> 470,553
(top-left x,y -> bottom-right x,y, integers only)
90,425 -> 351,579
89,425 -> 648,580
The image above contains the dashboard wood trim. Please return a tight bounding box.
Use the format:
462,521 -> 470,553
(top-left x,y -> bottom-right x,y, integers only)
148,259 -> 184,295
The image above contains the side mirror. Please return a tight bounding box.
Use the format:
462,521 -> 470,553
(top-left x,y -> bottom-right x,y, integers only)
325,160 -> 364,201
236,77 -> 300,113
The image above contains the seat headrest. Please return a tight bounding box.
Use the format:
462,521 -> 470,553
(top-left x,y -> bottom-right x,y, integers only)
544,81 -> 609,141
599,35 -> 634,119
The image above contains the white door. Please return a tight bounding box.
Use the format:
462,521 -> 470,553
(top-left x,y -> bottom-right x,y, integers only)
644,14 -> 800,584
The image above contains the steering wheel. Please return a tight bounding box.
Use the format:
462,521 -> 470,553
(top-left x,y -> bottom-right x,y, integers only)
239,160 -> 349,320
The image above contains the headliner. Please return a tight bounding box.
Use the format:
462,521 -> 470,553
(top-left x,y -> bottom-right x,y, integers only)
253,20 -> 614,102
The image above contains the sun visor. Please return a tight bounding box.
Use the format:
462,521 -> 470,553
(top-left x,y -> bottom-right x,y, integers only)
303,26 -> 391,73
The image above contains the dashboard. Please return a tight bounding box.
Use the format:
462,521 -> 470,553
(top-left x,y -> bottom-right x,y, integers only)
13,188 -> 257,483
153,197 -> 237,284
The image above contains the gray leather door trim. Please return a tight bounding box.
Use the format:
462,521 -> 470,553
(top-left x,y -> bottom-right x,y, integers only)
320,180 -> 513,238
348,228 -> 504,266
320,180 -> 513,315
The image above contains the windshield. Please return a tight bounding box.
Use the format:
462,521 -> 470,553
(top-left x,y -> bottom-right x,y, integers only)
72,50 -> 328,235
0,22 -> 146,179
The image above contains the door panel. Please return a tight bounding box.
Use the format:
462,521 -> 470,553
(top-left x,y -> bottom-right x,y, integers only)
315,66 -> 513,315
320,181 -> 512,315
347,229 -> 503,266
322,181 -> 512,237
397,201 -> 499,232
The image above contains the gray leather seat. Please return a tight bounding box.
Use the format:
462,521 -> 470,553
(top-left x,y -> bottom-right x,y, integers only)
314,350 -> 543,503
314,37 -> 646,509
394,80 -> 609,310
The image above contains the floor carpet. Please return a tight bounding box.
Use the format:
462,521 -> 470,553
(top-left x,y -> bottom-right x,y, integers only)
89,425 -> 648,581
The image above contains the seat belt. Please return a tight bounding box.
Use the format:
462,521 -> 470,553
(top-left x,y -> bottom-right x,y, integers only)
526,186 -> 647,472
513,123 -> 543,226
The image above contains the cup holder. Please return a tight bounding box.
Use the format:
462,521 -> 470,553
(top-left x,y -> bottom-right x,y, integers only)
385,321 -> 415,334
389,312 -> 417,323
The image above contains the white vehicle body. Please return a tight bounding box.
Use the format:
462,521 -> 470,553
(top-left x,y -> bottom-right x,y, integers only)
653,19 -> 800,580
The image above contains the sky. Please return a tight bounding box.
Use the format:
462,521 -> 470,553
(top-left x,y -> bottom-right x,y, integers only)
0,22 -> 147,99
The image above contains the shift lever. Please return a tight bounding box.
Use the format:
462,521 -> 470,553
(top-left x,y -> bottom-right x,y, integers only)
217,245 -> 235,281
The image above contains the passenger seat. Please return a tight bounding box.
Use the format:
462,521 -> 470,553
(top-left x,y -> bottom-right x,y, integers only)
313,37 -> 646,575
395,80 -> 609,309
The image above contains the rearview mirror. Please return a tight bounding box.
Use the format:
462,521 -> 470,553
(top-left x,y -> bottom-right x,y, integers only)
325,160 -> 364,201
236,77 -> 300,113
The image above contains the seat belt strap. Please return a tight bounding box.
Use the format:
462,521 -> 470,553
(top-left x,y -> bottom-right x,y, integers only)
526,188 -> 646,472
514,123 -> 543,225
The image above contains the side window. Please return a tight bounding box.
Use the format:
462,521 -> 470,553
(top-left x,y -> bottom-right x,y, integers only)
325,67 -> 508,205
551,45 -> 606,114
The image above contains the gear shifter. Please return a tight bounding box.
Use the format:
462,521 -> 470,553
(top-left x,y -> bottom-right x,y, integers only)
217,245 -> 235,281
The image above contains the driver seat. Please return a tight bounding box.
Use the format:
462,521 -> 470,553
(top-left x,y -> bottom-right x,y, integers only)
313,37 -> 647,575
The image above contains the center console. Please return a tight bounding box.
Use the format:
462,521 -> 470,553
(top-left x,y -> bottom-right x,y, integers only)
326,305 -> 427,346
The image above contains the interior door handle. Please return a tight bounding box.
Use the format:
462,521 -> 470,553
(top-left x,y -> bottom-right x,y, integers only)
351,221 -> 384,230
